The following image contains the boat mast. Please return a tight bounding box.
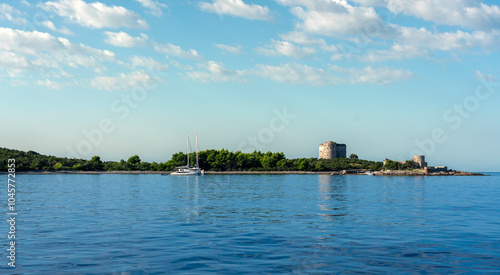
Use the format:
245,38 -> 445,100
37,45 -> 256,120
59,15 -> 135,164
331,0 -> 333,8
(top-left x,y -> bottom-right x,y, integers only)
187,132 -> 190,167
195,132 -> 199,168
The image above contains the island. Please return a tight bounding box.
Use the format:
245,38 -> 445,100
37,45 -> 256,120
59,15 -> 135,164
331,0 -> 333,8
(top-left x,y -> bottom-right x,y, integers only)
0,146 -> 483,176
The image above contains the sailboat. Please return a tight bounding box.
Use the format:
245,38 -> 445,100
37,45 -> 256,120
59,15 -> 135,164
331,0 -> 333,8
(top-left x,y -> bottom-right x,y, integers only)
170,132 -> 204,176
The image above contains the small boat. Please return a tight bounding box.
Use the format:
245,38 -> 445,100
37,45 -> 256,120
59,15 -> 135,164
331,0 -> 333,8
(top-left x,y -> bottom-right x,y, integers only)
171,165 -> 202,176
170,132 -> 204,176
365,170 -> 375,176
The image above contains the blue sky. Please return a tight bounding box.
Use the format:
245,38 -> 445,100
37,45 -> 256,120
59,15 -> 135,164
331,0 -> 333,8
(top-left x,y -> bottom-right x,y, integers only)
1,0 -> 499,171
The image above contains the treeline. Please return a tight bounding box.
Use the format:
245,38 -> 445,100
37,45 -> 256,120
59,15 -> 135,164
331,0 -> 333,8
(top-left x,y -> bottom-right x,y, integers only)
383,159 -> 414,170
0,147 -> 384,172
0,147 -> 173,172
197,150 -> 383,171
0,148 -> 85,172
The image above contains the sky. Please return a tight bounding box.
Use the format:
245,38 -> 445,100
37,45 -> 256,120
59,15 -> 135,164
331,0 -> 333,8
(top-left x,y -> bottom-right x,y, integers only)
1,0 -> 499,171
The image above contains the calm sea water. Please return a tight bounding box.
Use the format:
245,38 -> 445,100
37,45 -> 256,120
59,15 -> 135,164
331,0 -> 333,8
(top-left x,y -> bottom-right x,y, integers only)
2,173 -> 500,274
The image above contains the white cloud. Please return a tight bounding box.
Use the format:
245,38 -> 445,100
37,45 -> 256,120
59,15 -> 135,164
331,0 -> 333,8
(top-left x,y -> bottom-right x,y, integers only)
277,0 -> 500,59
90,71 -> 162,91
170,60 -> 193,71
0,4 -> 27,24
214,43 -> 243,54
279,31 -> 337,51
256,40 -> 317,59
330,65 -> 414,85
276,0 -> 351,11
154,42 -> 200,59
0,51 -> 31,69
135,0 -> 167,16
351,0 -> 386,5
0,27 -> 116,79
9,78 -> 28,86
356,0 -> 500,30
361,44 -> 430,62
104,31 -> 148,47
36,79 -> 68,89
64,54 -> 106,72
1,68 -> 24,79
280,31 -> 321,45
41,0 -> 148,29
277,0 -> 500,61
185,60 -> 413,86
395,26 -> 499,52
277,0 -> 386,37
475,70 -> 498,82
186,61 -> 245,83
252,62 -> 335,85
199,0 -> 272,21
130,56 -> 169,71
251,62 -> 413,85
41,20 -> 74,35
0,27 -> 115,60
279,31 -> 339,52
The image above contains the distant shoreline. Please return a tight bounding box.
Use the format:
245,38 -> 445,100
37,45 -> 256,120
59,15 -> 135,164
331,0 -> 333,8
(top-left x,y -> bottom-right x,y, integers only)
3,170 -> 485,176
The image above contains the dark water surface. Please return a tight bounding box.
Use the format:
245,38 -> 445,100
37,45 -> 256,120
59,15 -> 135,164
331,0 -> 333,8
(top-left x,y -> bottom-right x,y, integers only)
3,173 -> 500,274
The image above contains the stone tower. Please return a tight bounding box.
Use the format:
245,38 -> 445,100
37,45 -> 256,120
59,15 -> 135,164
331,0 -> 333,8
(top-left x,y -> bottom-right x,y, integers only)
411,155 -> 427,169
319,141 -> 347,159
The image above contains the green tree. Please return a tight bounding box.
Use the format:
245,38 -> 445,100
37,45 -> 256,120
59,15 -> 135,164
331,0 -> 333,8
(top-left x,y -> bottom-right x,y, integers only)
127,155 -> 141,170
368,162 -> 383,171
402,160 -> 414,170
171,152 -> 186,166
150,161 -> 159,171
140,162 -> 151,171
157,162 -> 170,171
235,151 -> 249,170
296,158 -> 309,171
53,162 -> 63,170
383,159 -> 396,170
349,153 -> 358,159
213,149 -> 230,170
103,161 -> 115,171
261,155 -> 274,170
118,159 -> 128,170
276,159 -> 289,170
73,163 -> 89,171
315,161 -> 327,171
90,156 -> 103,171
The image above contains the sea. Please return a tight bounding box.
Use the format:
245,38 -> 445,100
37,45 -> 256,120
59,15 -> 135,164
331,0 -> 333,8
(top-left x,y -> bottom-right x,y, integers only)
2,173 -> 500,274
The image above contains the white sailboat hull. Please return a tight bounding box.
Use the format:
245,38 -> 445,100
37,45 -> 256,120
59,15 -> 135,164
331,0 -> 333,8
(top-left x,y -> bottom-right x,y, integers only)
170,133 -> 204,176
170,171 -> 201,176
170,167 -> 202,176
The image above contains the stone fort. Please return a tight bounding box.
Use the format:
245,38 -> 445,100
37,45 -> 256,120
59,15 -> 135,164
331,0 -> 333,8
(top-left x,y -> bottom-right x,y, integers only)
319,141 -> 347,159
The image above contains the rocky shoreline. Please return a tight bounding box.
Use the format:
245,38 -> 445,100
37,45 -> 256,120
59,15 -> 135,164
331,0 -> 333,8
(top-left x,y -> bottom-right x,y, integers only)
4,169 -> 484,176
208,170 -> 485,176
369,170 -> 484,176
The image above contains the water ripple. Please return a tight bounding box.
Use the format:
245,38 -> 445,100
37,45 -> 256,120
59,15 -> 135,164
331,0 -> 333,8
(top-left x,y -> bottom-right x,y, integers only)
3,173 -> 500,274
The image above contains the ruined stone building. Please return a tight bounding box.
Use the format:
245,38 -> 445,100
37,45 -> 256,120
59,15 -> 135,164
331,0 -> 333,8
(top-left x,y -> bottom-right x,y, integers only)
319,141 -> 347,159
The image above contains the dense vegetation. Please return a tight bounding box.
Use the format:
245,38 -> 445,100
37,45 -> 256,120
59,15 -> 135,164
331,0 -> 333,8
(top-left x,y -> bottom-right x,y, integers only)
0,147 -> 385,172
382,159 -> 414,170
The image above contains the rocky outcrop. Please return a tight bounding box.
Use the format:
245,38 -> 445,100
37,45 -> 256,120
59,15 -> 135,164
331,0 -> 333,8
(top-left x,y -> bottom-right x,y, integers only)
372,169 -> 484,176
